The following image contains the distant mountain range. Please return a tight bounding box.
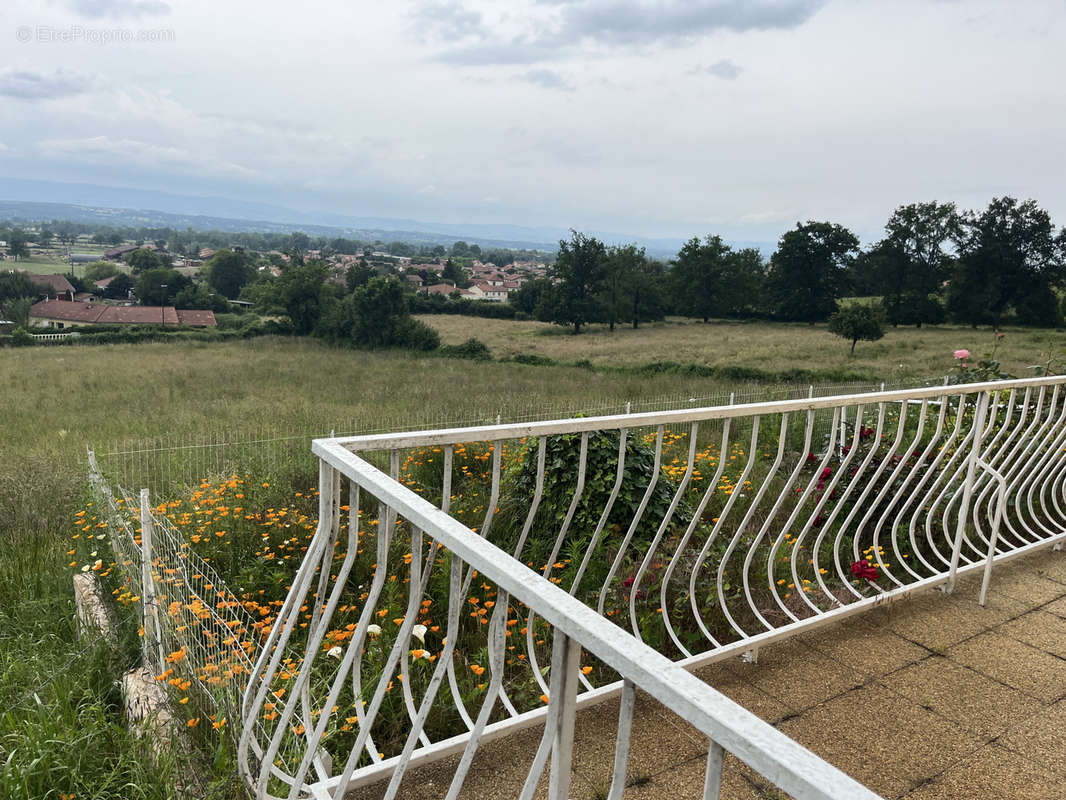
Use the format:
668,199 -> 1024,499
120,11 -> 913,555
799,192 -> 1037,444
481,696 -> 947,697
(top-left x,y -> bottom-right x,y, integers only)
0,178 -> 773,258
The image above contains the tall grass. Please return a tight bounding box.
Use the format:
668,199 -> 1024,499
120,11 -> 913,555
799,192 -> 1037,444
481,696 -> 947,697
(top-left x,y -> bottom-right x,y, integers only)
419,315 -> 1066,382
0,336 -> 763,797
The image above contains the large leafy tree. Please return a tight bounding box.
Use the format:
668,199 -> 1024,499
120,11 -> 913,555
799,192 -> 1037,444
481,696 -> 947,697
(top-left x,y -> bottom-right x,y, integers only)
205,248 -> 253,299
671,235 -> 733,322
551,230 -> 607,334
767,221 -> 859,322
7,229 -> 29,261
628,258 -> 666,329
272,260 -> 331,335
948,197 -> 1065,327
865,202 -> 959,326
134,268 -> 188,306
599,244 -> 645,332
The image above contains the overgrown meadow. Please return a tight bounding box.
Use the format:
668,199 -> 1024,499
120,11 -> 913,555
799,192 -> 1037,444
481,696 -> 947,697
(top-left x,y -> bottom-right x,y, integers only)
0,328 -> 1050,797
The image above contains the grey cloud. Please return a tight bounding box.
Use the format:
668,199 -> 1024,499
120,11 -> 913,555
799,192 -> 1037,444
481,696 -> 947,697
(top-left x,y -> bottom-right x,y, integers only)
559,0 -> 825,45
434,0 -> 823,65
0,69 -> 95,101
412,1 -> 485,41
690,58 -> 743,79
517,68 -> 573,91
65,0 -> 171,17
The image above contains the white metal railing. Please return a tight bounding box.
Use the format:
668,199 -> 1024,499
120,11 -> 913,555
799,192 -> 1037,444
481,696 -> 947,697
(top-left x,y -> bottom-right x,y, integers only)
31,331 -> 80,341
236,375 -> 1066,799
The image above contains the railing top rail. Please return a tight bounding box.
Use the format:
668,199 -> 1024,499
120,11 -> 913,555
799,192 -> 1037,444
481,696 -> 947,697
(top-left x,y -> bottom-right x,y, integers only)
332,375 -> 1066,452
311,438 -> 882,800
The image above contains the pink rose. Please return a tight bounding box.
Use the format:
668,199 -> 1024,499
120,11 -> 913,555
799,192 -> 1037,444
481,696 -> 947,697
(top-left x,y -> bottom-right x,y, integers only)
953,349 -> 971,360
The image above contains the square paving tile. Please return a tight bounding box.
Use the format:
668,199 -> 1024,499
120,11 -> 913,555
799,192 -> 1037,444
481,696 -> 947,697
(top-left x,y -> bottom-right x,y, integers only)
902,744 -> 1064,800
1030,550 -> 1066,585
724,638 -> 865,711
947,632 -> 1066,703
880,656 -> 1042,739
1042,594 -> 1066,618
803,622 -> 929,678
997,610 -> 1066,659
879,593 -> 990,651
811,685 -> 983,781
996,699 -> 1066,780
623,753 -> 794,800
776,709 -> 915,799
986,569 -> 1066,607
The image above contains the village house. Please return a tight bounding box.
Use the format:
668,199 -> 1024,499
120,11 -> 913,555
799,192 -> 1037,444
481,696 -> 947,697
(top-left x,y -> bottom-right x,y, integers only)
27,273 -> 76,301
28,299 -> 217,329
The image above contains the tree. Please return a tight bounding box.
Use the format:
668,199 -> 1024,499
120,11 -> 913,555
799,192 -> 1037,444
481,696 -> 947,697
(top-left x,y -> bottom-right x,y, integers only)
0,271 -> 35,304
0,297 -> 31,328
671,235 -> 733,322
127,247 -> 164,273
441,259 -> 466,287
134,268 -> 188,306
511,277 -> 556,320
345,262 -> 375,292
947,197 -> 1065,327
272,260 -> 331,334
864,202 -> 960,326
7,229 -> 29,261
103,273 -> 134,300
551,230 -> 607,334
628,258 -> 666,329
205,249 -> 252,299
828,304 -> 885,354
599,244 -> 645,332
38,230 -> 54,247
83,261 -> 119,282
767,221 -> 859,322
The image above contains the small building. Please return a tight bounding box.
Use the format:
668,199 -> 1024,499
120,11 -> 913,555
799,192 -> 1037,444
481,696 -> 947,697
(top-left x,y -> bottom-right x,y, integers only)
104,245 -> 139,260
27,273 -> 75,301
0,319 -> 14,335
28,299 -> 216,330
421,283 -> 459,297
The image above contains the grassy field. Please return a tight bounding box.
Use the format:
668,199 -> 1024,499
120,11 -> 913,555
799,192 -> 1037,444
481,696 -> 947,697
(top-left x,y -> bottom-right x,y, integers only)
4,321 -> 1066,797
0,336 -> 756,799
418,315 -> 1066,383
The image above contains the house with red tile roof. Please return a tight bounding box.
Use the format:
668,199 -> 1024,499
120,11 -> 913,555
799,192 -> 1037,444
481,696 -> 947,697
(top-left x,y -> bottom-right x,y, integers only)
29,299 -> 216,330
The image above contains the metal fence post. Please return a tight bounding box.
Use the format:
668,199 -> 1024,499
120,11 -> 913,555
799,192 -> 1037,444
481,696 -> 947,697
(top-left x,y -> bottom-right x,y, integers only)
139,489 -> 164,669
548,631 -> 581,800
946,391 -> 990,593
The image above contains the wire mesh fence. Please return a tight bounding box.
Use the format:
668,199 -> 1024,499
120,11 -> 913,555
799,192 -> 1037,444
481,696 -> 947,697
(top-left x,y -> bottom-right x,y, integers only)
90,379 -> 944,502
87,451 -> 300,768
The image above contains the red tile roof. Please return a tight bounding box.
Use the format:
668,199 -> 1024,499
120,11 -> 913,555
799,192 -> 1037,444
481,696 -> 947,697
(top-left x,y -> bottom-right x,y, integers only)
29,299 -> 213,327
27,273 -> 75,295
175,309 -> 217,327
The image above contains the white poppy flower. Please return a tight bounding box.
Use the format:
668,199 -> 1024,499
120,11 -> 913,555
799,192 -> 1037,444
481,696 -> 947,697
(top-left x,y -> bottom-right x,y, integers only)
411,624 -> 427,644
366,624 -> 382,639
327,646 -> 343,659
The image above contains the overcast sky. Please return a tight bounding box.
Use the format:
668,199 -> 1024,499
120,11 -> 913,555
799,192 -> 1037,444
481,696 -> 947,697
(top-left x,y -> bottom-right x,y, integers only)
0,0 -> 1063,242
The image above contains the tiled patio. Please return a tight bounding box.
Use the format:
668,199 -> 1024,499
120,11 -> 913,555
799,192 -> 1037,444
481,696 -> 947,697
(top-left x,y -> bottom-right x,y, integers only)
356,547 -> 1066,799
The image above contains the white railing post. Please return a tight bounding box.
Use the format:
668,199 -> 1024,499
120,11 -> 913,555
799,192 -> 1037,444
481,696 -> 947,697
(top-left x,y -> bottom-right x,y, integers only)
548,631 -> 581,800
138,489 -> 164,669
946,391 -> 990,593
703,740 -> 725,799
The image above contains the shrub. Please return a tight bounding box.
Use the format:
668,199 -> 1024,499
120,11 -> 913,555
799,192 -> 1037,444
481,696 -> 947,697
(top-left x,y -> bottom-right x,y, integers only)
439,338 -> 492,360
395,316 -> 440,351
10,326 -> 32,347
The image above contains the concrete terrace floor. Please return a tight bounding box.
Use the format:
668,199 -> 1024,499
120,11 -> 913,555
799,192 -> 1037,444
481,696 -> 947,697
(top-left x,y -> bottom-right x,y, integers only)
356,548 -> 1066,800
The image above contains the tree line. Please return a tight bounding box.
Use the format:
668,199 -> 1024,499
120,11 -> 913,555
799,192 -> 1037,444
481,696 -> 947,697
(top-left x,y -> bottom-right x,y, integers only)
518,197 -> 1066,333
